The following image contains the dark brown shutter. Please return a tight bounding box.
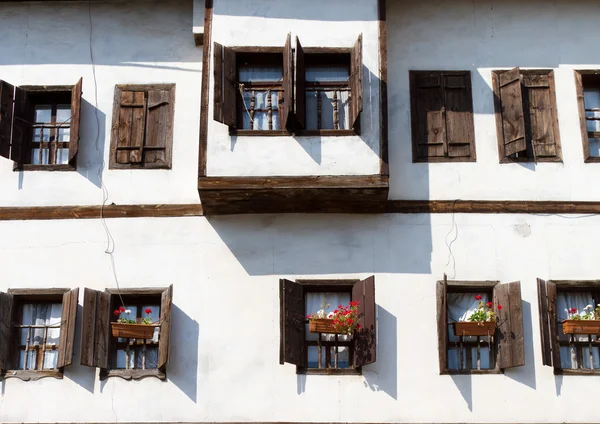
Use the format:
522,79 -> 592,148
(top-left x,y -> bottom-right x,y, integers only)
498,67 -> 527,157
282,33 -> 294,131
350,34 -> 363,130
353,276 -> 376,367
575,72 -> 591,160
522,72 -> 560,159
295,36 -> 306,130
0,292 -> 14,372
69,78 -> 83,164
538,279 -> 560,368
410,72 -> 446,158
57,288 -> 79,368
279,278 -> 306,367
111,87 -> 146,165
144,87 -> 175,166
80,288 -> 111,369
213,42 -> 237,127
12,86 -> 34,163
493,281 -> 524,369
0,81 -> 14,160
436,276 -> 448,374
444,73 -> 475,158
158,284 -> 173,369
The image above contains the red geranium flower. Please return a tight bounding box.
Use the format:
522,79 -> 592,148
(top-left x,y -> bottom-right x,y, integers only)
357,324 -> 362,329
119,306 -> 126,313
113,309 -> 120,316
497,305 -> 503,310
145,308 -> 152,315
487,302 -> 493,308
475,295 -> 482,301
306,315 -> 311,319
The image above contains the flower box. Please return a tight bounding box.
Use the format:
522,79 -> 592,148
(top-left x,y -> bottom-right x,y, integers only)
453,321 -> 496,337
309,318 -> 347,335
111,322 -> 156,339
562,320 -> 600,335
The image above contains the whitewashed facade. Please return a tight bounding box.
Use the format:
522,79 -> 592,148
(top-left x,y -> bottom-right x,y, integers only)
0,1 -> 600,423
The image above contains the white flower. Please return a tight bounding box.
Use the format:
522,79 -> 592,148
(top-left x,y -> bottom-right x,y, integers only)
327,312 -> 335,319
585,305 -> 593,310
316,309 -> 326,318
125,309 -> 132,314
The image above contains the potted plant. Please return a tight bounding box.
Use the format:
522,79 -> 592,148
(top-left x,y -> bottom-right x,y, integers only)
453,295 -> 502,337
111,307 -> 157,339
562,304 -> 600,335
307,299 -> 362,336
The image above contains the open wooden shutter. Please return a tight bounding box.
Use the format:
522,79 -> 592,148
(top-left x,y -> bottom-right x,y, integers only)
294,36 -> 306,131
350,34 -> 363,130
144,87 -> 175,166
353,276 -> 376,367
158,284 -> 173,369
57,288 -> 79,368
12,86 -> 33,164
493,281 -> 524,369
213,42 -> 237,127
80,288 -> 111,369
68,78 -> 83,164
282,33 -> 294,131
112,87 -> 146,165
443,73 -> 475,159
0,292 -> 14,372
279,278 -> 306,366
538,279 -> 560,368
498,67 -> 527,157
436,276 -> 448,374
0,81 -> 14,160
522,72 -> 561,159
411,72 -> 446,158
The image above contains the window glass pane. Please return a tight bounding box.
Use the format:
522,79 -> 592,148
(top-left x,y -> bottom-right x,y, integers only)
239,66 -> 282,82
560,346 -> 575,369
116,349 -> 134,369
330,346 -> 350,369
470,346 -> 491,369
43,350 -> 58,369
141,305 -> 160,342
447,293 -> 489,323
56,148 -> 69,165
241,91 -> 280,130
33,128 -> 50,143
305,291 -> 351,342
556,291 -> 594,322
135,346 -> 158,370
584,88 -> 600,110
307,346 -> 325,369
21,303 -> 62,345
447,348 -> 461,370
306,66 -> 349,83
589,138 -> 600,157
312,90 -> 349,130
305,91 -> 318,130
58,128 -> 70,143
55,105 -> 71,123
31,148 -> 49,165
35,105 -> 52,123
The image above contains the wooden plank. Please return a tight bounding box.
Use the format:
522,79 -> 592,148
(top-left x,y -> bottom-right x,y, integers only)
576,71 -> 593,161
57,288 -> 79,368
222,45 -> 237,128
11,86 -> 33,163
495,68 -> 527,158
436,276 -> 448,374
144,87 -> 174,168
411,72 -> 446,159
198,175 -> 389,190
350,34 -> 363,130
282,33 -> 293,131
80,288 -> 97,367
494,281 -> 525,369
377,0 -> 389,175
0,80 -> 14,160
526,75 -> 558,159
353,276 -> 376,367
444,73 -> 475,160
295,36 -> 306,130
280,279 -> 306,367
546,280 -> 561,369
7,288 -> 69,296
68,78 -> 83,163
0,292 -> 14,371
213,42 -> 224,124
198,0 -> 214,177
157,284 -> 173,369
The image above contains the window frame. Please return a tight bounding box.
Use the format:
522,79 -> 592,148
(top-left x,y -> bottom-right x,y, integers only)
575,70 -> 600,163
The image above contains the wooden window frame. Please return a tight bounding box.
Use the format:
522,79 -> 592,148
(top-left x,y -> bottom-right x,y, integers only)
575,70 -> 600,163
492,68 -> 562,163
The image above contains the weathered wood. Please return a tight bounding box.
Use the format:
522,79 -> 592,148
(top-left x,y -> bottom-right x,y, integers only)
144,87 -> 175,168
0,80 -> 14,160
378,0 -> 389,175
68,78 -> 83,164
213,42 -> 224,124
7,288 -> 69,296
410,72 -> 446,160
575,70 -> 600,163
198,0 -> 213,177
222,45 -> 237,128
80,289 -> 111,369
295,36 -> 306,131
0,292 -> 14,372
446,280 -> 499,288
494,281 -> 524,369
524,71 -> 561,160
2,370 -> 63,381
537,278 -> 552,367
497,67 -> 527,157
436,276 -> 448,374
106,287 -> 169,296
282,33 -> 294,131
57,288 -> 79,368
100,368 -> 166,381
353,276 -> 376,367
280,279 -> 306,367
198,175 -> 388,190
11,85 -> 33,163
444,73 -> 475,159
158,284 -> 173,369
350,34 -> 363,130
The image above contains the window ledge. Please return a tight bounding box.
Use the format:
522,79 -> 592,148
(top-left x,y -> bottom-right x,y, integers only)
296,130 -> 358,137
15,164 -> 76,172
556,368 -> 600,376
100,368 -> 166,381
584,156 -> 600,163
229,129 -> 290,136
499,157 -> 563,164
2,369 -> 63,381
442,369 -> 502,375
298,367 -> 362,376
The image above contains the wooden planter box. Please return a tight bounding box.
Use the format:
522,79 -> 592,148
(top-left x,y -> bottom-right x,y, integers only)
453,321 -> 496,337
562,320 -> 600,335
309,318 -> 346,335
111,322 -> 156,339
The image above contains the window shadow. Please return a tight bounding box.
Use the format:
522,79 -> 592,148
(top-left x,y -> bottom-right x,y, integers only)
504,300 -> 536,390
296,373 -> 307,394
450,374 -> 473,412
76,98 -> 106,189
65,304 -> 96,394
363,305 -> 397,400
167,304 -> 200,403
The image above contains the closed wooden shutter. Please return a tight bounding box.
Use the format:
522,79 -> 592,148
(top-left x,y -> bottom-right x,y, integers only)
295,36 -> 306,130
80,288 -> 111,369
144,87 -> 175,166
0,292 -> 14,372
69,78 -> 83,164
350,34 -> 363,130
498,67 -> 527,157
493,282 -> 524,369
444,73 -> 475,159
213,42 -> 237,127
353,276 -> 376,367
112,87 -> 146,164
411,73 -> 446,158
0,81 -> 14,160
282,33 -> 294,131
11,86 -> 33,164
279,278 -> 306,367
522,72 -> 561,159
538,279 -> 560,368
436,276 -> 448,374
158,284 -> 173,369
57,288 -> 79,368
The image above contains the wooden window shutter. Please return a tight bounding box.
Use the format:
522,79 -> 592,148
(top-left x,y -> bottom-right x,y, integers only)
0,81 -> 14,160
350,34 -> 363,130
0,292 -> 14,372
443,73 -> 475,159
80,288 -> 111,369
436,276 -> 448,374
68,78 -> 83,164
352,276 -> 376,367
158,284 -> 173,369
294,36 -> 306,130
410,72 -> 446,159
144,87 -> 175,166
497,67 -> 527,157
537,279 -> 560,368
213,42 -> 237,127
522,72 -> 561,160
279,278 -> 306,367
282,33 -> 294,131
112,87 -> 146,164
57,288 -> 79,369
575,71 -> 591,161
11,86 -> 34,164
493,282 -> 525,369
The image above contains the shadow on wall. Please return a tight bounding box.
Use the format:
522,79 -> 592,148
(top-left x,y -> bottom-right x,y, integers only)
66,304 -> 97,394
77,99 -> 107,189
363,305 -> 397,400
168,305 -> 200,403
505,300 -> 536,390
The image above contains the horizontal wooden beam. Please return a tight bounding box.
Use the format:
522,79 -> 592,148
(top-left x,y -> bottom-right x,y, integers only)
197,175 -> 389,190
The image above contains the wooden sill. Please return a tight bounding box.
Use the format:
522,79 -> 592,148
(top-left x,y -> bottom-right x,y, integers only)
556,368 -> 600,375
296,130 -> 358,137
499,156 -> 563,164
109,163 -> 171,170
441,369 -> 502,375
584,156 -> 600,163
297,367 -> 362,376
229,129 -> 290,136
413,156 -> 476,163
2,369 -> 63,381
100,368 -> 166,381
16,164 -> 75,172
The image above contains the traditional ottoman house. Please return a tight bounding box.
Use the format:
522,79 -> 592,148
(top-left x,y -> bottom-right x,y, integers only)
0,0 -> 599,423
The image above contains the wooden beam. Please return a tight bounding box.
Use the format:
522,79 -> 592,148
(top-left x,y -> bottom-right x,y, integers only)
198,0 -> 214,177
378,0 -> 389,176
198,175 -> 389,190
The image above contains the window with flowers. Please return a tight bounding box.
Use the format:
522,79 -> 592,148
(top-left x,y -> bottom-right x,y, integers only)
437,278 -> 524,374
80,286 -> 173,380
279,277 -> 376,375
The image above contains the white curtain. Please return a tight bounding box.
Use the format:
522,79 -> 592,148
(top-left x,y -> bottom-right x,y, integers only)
305,90 -> 350,130
242,91 -> 280,130
19,303 -> 62,370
